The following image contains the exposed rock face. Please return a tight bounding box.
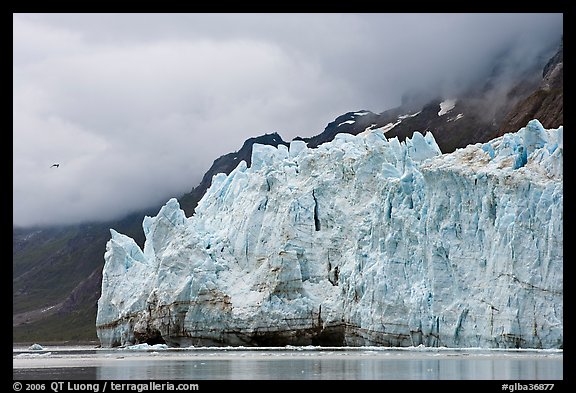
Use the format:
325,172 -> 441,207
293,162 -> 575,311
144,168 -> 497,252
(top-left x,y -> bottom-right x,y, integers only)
499,39 -> 563,135
97,120 -> 563,349
293,39 -> 563,156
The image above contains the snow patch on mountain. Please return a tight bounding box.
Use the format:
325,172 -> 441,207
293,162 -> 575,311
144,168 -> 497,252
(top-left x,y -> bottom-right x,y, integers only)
438,99 -> 457,116
380,120 -> 402,133
398,111 -> 422,119
448,113 -> 464,122
379,111 -> 422,134
338,120 -> 356,127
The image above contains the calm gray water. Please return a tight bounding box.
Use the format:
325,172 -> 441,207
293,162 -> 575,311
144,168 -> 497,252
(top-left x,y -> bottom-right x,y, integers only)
13,346 -> 563,380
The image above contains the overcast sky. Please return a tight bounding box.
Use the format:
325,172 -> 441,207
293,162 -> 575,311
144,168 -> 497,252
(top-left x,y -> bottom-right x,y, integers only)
13,13 -> 563,227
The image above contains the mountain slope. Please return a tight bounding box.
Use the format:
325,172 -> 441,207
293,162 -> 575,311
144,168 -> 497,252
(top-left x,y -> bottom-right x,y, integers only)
13,212 -> 150,342
498,38 -> 563,135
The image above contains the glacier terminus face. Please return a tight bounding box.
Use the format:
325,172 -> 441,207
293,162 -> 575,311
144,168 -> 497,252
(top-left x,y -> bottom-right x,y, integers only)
97,119 -> 562,348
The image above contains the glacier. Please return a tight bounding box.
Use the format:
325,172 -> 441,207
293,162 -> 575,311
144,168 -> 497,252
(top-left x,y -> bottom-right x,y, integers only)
96,119 -> 563,349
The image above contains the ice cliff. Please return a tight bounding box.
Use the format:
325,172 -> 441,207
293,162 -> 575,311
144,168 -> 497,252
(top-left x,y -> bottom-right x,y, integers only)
97,119 -> 563,348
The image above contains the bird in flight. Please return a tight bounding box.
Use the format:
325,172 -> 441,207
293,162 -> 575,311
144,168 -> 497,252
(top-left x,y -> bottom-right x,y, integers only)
50,163 -> 60,168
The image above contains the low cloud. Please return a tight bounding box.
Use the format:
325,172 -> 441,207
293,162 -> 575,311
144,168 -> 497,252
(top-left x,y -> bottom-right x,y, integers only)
13,13 -> 562,227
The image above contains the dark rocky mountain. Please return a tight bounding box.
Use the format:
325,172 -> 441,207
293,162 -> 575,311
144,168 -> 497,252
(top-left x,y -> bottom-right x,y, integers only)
498,38 -> 563,135
13,38 -> 563,343
297,47 -> 561,155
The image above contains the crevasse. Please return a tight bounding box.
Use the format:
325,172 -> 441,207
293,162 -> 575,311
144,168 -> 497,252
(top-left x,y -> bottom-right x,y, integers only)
97,119 -> 563,348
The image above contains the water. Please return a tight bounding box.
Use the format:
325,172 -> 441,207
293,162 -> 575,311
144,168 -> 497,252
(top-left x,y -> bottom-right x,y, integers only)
13,345 -> 563,380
